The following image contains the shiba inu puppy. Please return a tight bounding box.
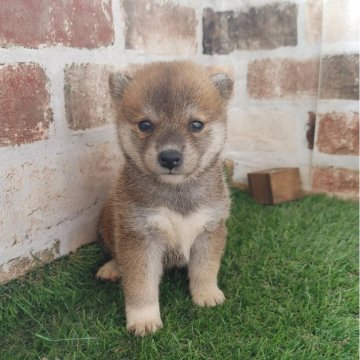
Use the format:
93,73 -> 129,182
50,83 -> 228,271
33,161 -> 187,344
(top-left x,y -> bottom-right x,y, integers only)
96,61 -> 233,336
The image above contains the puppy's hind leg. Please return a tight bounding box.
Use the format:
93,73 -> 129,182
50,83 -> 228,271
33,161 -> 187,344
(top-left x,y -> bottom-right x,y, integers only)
96,200 -> 121,281
96,259 -> 121,282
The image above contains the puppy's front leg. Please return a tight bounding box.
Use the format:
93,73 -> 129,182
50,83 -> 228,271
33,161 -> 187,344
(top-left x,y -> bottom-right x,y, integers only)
188,221 -> 227,307
118,238 -> 163,336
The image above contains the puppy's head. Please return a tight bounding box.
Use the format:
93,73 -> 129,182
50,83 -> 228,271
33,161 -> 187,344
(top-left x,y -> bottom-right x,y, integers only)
109,61 -> 233,184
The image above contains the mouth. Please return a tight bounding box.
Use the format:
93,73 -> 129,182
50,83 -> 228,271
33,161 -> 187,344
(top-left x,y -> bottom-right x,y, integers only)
165,170 -> 177,175
159,171 -> 186,184
160,171 -> 181,177
158,167 -> 182,175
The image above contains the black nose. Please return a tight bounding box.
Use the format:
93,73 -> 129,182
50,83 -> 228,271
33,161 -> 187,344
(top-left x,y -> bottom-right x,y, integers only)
158,150 -> 182,170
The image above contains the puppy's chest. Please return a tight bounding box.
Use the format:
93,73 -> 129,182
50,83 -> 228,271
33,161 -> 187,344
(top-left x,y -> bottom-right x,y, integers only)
146,207 -> 214,260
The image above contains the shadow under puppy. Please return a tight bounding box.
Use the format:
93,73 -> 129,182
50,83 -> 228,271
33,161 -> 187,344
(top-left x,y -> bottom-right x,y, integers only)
96,61 -> 233,336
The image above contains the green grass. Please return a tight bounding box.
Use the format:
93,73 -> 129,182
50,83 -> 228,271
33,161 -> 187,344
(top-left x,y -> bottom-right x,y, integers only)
0,190 -> 358,359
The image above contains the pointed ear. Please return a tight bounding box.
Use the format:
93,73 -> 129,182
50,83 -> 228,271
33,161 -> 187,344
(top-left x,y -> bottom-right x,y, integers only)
211,73 -> 234,100
109,72 -> 132,101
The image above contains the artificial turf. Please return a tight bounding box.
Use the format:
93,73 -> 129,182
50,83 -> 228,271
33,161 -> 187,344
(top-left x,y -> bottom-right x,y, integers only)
0,189 -> 358,359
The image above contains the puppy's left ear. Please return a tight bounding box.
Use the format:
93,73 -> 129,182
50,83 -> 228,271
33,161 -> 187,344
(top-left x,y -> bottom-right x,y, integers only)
211,73 -> 234,101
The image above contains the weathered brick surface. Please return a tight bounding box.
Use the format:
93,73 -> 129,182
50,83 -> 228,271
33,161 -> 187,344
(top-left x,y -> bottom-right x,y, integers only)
305,0 -> 322,43
203,3 -> 297,54
123,0 -> 197,55
0,142 -> 121,282
0,0 -> 114,48
306,111 -> 316,150
2,143 -> 120,247
247,58 -> 320,99
319,54 -> 359,100
0,64 -> 52,147
316,112 -> 359,155
312,167 -> 359,199
0,242 -> 59,283
64,64 -> 113,130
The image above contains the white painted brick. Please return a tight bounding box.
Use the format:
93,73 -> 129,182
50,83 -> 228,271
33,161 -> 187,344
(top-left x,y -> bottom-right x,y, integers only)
226,109 -> 297,153
305,0 -> 322,44
0,141 -> 121,281
322,0 -> 359,43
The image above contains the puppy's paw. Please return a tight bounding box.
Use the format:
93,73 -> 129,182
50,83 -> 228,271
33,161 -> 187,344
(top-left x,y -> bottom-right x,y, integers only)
127,319 -> 163,337
126,304 -> 163,337
191,286 -> 225,307
96,260 -> 121,281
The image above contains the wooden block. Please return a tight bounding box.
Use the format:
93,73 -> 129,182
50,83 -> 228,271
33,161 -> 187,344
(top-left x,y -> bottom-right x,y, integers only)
247,168 -> 302,204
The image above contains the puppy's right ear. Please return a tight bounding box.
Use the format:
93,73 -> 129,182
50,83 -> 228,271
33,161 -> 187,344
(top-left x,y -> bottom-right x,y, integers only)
109,72 -> 132,101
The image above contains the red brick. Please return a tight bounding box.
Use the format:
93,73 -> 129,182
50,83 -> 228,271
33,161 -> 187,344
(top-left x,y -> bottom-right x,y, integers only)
312,167 -> 359,200
247,58 -> 320,99
0,0 -> 114,48
64,64 -> 112,130
319,54 -> 359,100
316,112 -> 359,155
123,0 -> 197,55
203,3 -> 297,54
0,64 -> 52,147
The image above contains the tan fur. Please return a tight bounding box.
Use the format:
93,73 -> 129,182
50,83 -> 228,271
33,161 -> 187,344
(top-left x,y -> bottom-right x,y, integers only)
96,61 -> 233,336
96,259 -> 121,281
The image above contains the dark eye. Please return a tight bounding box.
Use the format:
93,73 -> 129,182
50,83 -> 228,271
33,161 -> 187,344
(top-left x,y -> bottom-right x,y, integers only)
138,119 -> 154,133
189,120 -> 204,132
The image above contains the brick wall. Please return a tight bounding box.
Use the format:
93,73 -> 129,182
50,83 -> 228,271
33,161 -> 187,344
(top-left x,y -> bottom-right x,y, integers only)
0,0 -> 358,282
310,0 -> 359,200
